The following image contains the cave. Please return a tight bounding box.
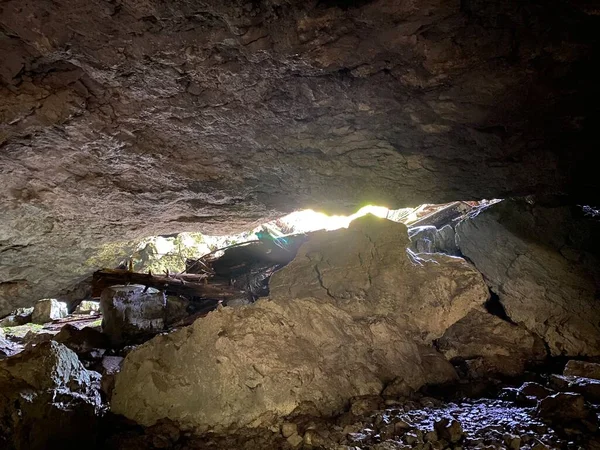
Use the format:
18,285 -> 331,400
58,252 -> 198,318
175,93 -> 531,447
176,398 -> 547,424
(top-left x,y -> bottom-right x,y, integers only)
1,0 -> 600,449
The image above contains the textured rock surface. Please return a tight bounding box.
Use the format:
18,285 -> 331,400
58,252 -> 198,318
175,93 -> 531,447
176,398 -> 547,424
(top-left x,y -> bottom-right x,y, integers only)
1,0 -> 599,315
0,341 -> 103,449
112,297 -> 458,433
269,216 -> 489,342
436,309 -> 546,378
564,360 -> 600,380
112,216 -> 489,431
100,285 -> 166,346
31,298 -> 68,324
74,300 -> 101,315
456,199 -> 600,356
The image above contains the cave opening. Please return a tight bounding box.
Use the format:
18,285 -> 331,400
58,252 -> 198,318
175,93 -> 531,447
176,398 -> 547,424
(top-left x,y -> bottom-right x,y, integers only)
2,0 -> 600,447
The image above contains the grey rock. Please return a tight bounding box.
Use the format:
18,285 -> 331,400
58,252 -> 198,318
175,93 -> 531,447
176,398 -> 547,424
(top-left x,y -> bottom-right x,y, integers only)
0,341 -> 103,449
1,0 -> 597,317
100,285 -> 166,346
111,217 -> 490,433
408,226 -> 438,253
0,307 -> 33,327
434,225 -> 459,255
74,300 -> 101,315
31,299 -> 68,324
456,199 -> 600,356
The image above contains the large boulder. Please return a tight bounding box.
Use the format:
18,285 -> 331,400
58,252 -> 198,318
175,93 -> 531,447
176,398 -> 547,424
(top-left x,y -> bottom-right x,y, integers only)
269,215 -> 490,342
436,309 -> 547,378
112,298 -> 458,433
456,200 -> 600,356
0,341 -> 103,450
100,285 -> 166,346
112,216 -> 489,432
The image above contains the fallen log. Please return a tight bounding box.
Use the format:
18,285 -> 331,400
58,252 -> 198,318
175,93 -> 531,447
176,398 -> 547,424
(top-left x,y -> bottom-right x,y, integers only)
92,269 -> 243,299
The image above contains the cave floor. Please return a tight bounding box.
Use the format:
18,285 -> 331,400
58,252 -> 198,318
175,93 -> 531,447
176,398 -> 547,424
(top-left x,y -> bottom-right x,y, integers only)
103,393 -> 600,449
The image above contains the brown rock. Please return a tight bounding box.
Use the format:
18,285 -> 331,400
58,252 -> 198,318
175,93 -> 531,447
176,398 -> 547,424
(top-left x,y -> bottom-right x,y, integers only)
434,418 -> 463,443
536,392 -> 590,421
564,360 -> 600,380
111,218 -> 484,433
436,309 -> 546,378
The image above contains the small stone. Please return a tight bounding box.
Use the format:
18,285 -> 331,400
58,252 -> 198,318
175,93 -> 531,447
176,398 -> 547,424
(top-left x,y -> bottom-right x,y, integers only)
424,430 -> 438,442
281,422 -> 298,438
434,418 -> 463,443
286,433 -> 303,448
404,432 -> 419,445
32,299 -> 68,324
74,300 -> 101,315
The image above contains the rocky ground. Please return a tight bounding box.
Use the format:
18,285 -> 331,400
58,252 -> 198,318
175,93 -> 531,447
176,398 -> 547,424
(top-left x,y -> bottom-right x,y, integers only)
2,200 -> 600,449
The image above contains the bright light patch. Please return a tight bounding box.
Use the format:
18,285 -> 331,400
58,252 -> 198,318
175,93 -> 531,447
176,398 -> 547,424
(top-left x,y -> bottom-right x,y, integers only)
277,205 -> 390,234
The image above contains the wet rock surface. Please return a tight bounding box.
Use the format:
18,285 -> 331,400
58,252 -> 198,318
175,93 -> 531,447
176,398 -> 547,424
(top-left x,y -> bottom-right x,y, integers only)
456,199 -> 600,357
1,0 -> 599,315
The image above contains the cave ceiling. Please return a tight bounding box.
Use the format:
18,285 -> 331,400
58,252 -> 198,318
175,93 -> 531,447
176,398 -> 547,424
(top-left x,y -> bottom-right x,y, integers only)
0,0 -> 598,313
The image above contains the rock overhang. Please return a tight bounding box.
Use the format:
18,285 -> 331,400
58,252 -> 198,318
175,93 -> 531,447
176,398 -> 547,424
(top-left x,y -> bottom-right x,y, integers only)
1,0 -> 599,312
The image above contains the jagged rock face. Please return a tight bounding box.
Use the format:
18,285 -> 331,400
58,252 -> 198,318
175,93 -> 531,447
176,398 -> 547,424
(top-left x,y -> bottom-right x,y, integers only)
0,341 -> 103,450
456,200 -> 600,357
112,216 -> 488,432
436,309 -> 546,378
1,0 -> 599,314
269,215 -> 489,342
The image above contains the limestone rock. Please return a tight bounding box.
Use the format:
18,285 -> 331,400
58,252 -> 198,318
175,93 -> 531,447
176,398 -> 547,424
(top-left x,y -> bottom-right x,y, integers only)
74,300 -> 101,315
564,360 -> 600,380
112,297 -> 458,433
435,225 -> 459,256
1,0 -> 598,317
408,226 -> 437,253
436,309 -> 547,378
0,341 -> 103,449
456,200 -> 600,356
165,296 -> 190,326
31,299 -> 68,324
536,393 -> 591,422
112,217 -> 490,432
100,285 -> 166,346
270,215 -> 490,342
53,323 -> 109,357
0,307 -> 33,327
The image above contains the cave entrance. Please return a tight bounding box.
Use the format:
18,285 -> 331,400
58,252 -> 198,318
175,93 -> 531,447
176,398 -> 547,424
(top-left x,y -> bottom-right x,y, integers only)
88,200 -> 496,317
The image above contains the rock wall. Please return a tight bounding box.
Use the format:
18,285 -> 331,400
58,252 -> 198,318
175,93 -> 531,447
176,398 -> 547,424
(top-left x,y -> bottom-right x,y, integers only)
112,216 -> 489,432
1,0 -> 599,314
456,200 -> 600,356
